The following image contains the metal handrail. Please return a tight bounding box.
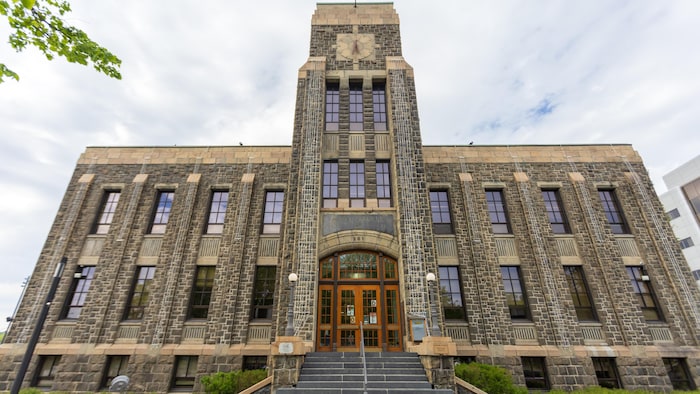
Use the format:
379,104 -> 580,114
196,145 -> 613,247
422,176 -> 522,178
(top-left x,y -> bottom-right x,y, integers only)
360,321 -> 368,394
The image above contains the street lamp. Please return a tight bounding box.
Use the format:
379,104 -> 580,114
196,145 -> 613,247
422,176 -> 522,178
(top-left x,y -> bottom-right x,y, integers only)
285,273 -> 298,336
425,272 -> 441,337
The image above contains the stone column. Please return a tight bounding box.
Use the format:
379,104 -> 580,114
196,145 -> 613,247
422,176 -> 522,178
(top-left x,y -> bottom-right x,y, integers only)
414,336 -> 457,390
270,336 -> 308,391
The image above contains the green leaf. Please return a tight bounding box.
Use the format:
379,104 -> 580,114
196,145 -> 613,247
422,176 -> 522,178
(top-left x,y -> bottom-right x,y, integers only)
21,0 -> 34,9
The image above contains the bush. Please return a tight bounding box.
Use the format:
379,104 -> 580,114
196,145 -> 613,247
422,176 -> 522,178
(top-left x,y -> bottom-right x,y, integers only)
455,362 -> 528,394
200,369 -> 267,394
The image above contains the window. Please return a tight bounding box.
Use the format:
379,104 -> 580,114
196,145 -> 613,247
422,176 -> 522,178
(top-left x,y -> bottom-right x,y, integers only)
188,266 -> 215,319
598,189 -> 629,234
542,189 -> 570,234
102,355 -> 129,389
62,266 -> 96,319
32,355 -> 61,388
323,161 -> 338,208
350,161 -> 365,207
627,266 -> 662,321
150,191 -> 174,234
680,237 -> 695,249
563,266 -> 596,321
262,191 -> 284,234
93,191 -> 120,234
124,266 -> 156,320
372,81 -> 387,131
664,358 -> 695,390
172,356 -> 198,391
667,208 -> 680,220
522,357 -> 549,389
376,160 -> 392,207
252,266 -> 276,320
349,81 -> 363,130
206,190 -> 228,234
682,178 -> 700,222
438,266 -> 466,320
486,190 -> 511,234
501,266 -> 529,320
325,82 -> 339,131
592,357 -> 621,389
243,356 -> 268,371
693,269 -> 700,281
430,191 -> 453,234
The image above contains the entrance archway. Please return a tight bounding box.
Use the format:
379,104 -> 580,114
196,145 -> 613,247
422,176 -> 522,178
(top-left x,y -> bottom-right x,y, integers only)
316,251 -> 402,352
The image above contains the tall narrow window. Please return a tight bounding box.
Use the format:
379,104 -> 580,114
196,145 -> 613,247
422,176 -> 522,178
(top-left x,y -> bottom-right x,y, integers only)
32,355 -> 61,388
563,266 -> 596,321
627,266 -> 662,321
522,357 -> 549,389
599,189 -> 629,234
124,266 -> 156,320
501,266 -> 529,320
438,266 -> 466,320
323,161 -> 338,208
62,266 -> 96,319
188,266 -> 215,319
592,358 -> 621,389
93,191 -> 120,234
350,161 -> 365,207
172,356 -> 198,390
430,190 -> 453,234
542,189 -> 570,234
372,81 -> 387,131
325,82 -> 339,131
664,358 -> 695,390
349,81 -> 363,130
252,266 -> 277,320
262,191 -> 284,234
680,237 -> 694,249
102,355 -> 129,389
486,189 -> 511,234
206,190 -> 228,234
150,191 -> 174,234
376,160 -> 392,207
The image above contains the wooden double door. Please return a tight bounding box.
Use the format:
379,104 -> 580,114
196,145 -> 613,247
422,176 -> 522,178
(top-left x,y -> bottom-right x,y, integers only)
316,252 -> 402,352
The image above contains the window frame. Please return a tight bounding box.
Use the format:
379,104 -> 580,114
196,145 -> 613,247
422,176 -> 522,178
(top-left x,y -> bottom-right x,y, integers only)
430,190 -> 453,234
626,266 -> 663,321
124,266 -> 156,320
32,355 -> 61,388
325,82 -> 339,131
188,266 -> 215,320
262,190 -> 285,234
486,189 -> 511,234
93,190 -> 120,234
592,357 -> 622,389
501,266 -> 530,320
243,356 -> 268,371
372,81 -> 387,131
205,190 -> 228,234
62,266 -> 96,319
349,161 -> 366,208
598,189 -> 630,234
667,208 -> 680,220
102,355 -> 129,389
663,358 -> 696,390
522,357 -> 549,389
349,81 -> 364,131
542,189 -> 570,234
323,161 -> 339,208
376,160 -> 392,207
680,237 -> 694,249
251,266 -> 277,320
149,190 -> 175,234
438,266 -> 466,321
171,355 -> 198,391
563,265 -> 597,321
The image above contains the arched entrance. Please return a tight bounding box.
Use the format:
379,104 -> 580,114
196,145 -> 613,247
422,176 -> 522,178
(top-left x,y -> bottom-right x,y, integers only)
316,251 -> 402,352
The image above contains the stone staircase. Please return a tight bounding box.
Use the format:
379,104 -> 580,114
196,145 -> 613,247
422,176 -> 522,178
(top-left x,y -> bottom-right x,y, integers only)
276,351 -> 454,394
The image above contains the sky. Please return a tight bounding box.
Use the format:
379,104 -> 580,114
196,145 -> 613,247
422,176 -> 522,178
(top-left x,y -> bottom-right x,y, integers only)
1,0 -> 699,332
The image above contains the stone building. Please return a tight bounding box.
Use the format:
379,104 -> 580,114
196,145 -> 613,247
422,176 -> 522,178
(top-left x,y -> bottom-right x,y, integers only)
2,3 -> 700,392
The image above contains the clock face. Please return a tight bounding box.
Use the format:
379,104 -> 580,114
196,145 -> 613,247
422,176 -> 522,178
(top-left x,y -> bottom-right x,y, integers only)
337,33 -> 375,61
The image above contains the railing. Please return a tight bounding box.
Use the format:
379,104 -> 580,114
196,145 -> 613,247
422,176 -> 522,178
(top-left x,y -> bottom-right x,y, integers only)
360,321 -> 368,394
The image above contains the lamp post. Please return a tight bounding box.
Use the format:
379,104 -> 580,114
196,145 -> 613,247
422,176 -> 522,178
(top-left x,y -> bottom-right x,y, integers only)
425,272 -> 441,337
285,273 -> 298,336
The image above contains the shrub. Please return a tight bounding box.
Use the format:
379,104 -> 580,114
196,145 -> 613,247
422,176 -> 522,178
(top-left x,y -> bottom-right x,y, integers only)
200,369 -> 267,394
455,362 -> 528,394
